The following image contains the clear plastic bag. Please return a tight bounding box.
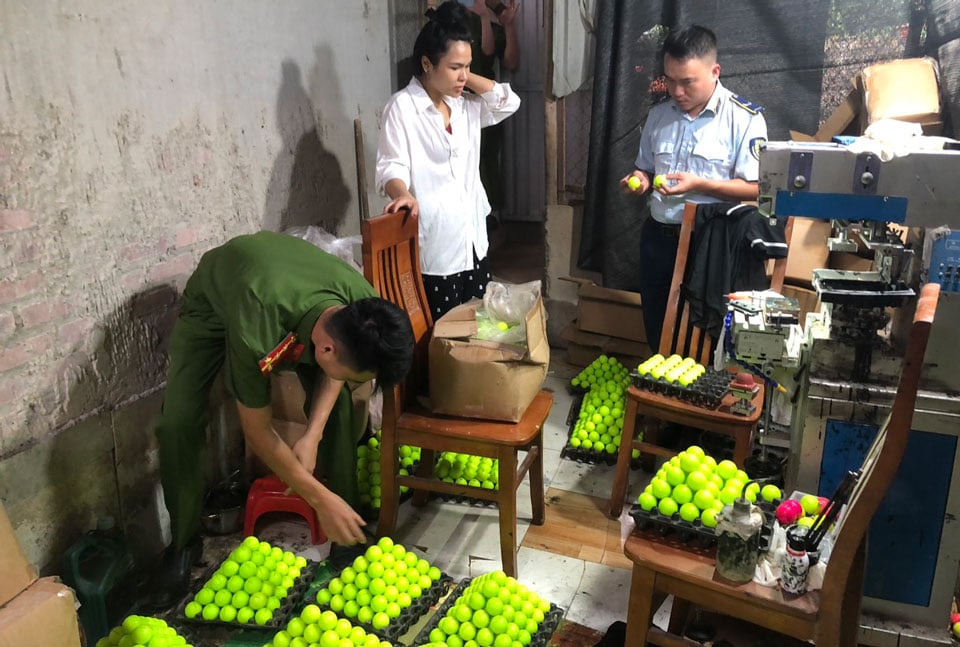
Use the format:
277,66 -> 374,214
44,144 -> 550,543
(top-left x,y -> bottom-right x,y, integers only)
474,280 -> 542,345
284,225 -> 362,272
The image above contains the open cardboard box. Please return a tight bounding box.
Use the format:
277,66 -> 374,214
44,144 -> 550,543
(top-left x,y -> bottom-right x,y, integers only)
0,502 -> 81,647
0,578 -> 81,647
429,296 -> 549,422
0,502 -> 37,608
791,57 -> 942,142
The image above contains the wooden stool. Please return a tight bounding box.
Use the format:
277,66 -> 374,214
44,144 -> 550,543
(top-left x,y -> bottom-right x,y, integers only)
243,475 -> 327,545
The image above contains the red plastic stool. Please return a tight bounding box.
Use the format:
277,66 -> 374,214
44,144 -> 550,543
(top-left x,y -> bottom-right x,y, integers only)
243,475 -> 328,545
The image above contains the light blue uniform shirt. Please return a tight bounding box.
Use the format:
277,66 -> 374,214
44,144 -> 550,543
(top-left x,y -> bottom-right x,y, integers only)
635,81 -> 768,224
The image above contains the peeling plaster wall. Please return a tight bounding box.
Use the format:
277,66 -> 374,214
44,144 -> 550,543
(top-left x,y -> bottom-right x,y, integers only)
0,0 -> 393,570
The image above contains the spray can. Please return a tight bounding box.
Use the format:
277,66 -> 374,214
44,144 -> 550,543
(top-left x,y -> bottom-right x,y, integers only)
715,488 -> 764,584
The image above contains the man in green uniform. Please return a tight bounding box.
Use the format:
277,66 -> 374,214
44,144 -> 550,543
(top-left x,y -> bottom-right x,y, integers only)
150,231 -> 413,604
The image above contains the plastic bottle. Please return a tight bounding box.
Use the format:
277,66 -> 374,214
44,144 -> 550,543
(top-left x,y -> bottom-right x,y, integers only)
715,493 -> 764,584
780,524 -> 811,595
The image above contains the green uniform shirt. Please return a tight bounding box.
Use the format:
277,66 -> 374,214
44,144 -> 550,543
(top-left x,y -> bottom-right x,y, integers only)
183,231 -> 376,408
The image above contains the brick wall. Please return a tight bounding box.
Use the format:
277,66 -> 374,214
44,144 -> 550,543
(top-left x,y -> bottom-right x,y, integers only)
0,0 -> 393,569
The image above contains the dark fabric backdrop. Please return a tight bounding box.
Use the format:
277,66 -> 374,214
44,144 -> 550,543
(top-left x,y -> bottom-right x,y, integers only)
577,0 -> 956,289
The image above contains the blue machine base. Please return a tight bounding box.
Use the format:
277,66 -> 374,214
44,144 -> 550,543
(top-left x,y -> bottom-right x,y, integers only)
821,420 -> 955,607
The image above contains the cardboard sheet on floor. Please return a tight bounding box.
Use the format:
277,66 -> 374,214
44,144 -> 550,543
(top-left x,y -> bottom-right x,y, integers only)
429,297 -> 549,422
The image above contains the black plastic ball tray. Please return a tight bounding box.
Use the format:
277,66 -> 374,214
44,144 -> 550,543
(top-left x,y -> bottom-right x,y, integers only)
629,501 -> 777,552
630,368 -> 732,410
176,559 -> 318,631
561,391 -> 643,469
411,577 -> 564,647
315,565 -> 454,643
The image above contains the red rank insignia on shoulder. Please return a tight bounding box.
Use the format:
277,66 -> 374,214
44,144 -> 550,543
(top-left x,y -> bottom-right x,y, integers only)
258,332 -> 306,375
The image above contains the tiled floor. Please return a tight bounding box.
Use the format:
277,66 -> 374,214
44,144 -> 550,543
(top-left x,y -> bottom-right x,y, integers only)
241,362 -> 658,642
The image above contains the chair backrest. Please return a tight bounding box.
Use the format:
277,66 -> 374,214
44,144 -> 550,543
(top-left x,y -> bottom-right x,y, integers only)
659,202 -> 795,364
818,282 -> 940,612
361,210 -> 432,408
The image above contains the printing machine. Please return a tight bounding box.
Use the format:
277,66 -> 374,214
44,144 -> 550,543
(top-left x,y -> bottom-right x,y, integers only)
727,140 -> 960,644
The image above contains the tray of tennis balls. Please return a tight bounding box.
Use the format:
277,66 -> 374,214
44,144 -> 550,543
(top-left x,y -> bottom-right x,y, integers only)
357,429 -> 422,517
629,445 -> 781,549
631,354 -> 732,409
433,450 -> 503,507
96,615 -> 195,647
263,604 -> 396,647
412,571 -> 563,647
313,537 -> 452,643
562,355 -> 640,466
178,535 -> 316,630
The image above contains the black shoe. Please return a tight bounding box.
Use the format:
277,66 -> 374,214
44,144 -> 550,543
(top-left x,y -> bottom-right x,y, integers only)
142,537 -> 204,611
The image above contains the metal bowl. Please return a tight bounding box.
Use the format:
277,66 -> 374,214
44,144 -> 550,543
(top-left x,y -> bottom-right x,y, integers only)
200,480 -> 247,535
201,505 -> 244,535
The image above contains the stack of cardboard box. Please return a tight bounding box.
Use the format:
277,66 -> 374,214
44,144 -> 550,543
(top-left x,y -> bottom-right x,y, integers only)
0,502 -> 81,646
558,278 -> 651,368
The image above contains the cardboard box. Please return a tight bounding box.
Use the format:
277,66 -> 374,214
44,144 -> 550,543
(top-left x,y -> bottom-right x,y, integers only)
860,57 -> 941,133
0,502 -> 37,608
781,285 -> 821,324
429,297 -> 549,422
829,251 -> 874,273
0,578 -> 81,647
560,277 -> 646,342
560,322 -> 651,368
785,219 -> 832,288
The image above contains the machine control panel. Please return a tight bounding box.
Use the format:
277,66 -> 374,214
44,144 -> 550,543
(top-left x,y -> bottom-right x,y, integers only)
926,229 -> 960,293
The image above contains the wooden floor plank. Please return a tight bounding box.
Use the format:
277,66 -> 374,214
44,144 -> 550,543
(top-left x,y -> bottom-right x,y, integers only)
523,487 -> 633,570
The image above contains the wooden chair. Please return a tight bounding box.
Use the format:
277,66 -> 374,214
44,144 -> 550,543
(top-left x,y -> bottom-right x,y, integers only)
622,282 -> 940,647
609,202 -> 794,517
361,210 -> 553,577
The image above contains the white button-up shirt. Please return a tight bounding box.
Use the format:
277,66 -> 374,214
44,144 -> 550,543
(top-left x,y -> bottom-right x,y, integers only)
636,81 -> 768,224
376,77 -> 521,276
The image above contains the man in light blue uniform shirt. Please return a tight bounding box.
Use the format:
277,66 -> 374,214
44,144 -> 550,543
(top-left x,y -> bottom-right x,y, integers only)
621,25 -> 767,348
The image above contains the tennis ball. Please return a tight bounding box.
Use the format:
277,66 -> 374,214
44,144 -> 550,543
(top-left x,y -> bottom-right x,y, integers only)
800,494 -> 820,516
679,502 -> 700,522
627,175 -> 642,190
700,508 -> 719,528
657,497 -> 679,517
653,174 -> 667,188
637,492 -> 657,511
497,321 -> 509,331
760,484 -> 782,502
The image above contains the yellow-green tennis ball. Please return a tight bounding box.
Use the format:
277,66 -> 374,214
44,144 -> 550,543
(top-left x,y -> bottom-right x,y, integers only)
760,484 -> 781,502
679,502 -> 700,522
653,174 -> 666,189
497,321 -> 509,331
627,175 -> 641,190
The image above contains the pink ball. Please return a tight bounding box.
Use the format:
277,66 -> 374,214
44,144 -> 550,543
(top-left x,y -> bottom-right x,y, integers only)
776,499 -> 803,526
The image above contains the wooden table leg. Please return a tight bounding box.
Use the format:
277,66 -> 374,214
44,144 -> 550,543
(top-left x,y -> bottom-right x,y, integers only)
626,564 -> 656,646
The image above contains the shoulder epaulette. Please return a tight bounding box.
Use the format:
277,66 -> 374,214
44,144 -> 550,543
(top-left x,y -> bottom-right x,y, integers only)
730,95 -> 764,114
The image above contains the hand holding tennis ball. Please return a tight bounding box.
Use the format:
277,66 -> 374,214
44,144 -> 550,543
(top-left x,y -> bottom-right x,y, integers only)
627,175 -> 642,190
653,174 -> 667,189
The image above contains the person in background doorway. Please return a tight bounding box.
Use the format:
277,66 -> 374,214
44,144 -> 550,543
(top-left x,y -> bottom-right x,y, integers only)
148,232 -> 414,607
376,1 -> 521,321
620,25 -> 767,348
461,0 -> 520,228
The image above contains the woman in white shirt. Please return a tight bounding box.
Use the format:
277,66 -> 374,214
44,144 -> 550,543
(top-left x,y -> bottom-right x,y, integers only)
375,1 -> 521,320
